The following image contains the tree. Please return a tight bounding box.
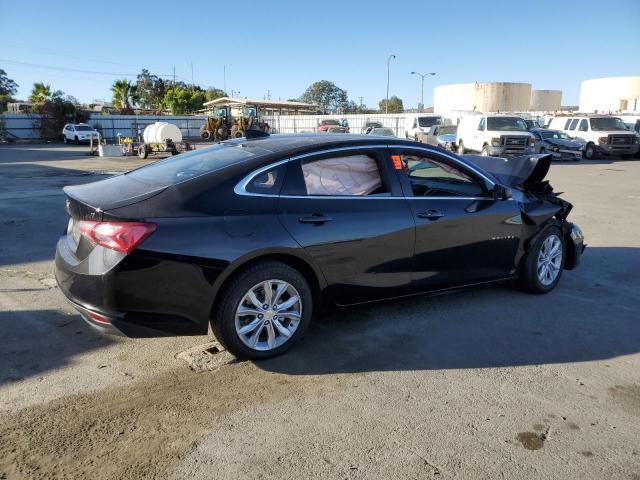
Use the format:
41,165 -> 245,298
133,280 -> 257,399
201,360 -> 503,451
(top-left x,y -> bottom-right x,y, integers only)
135,69 -> 168,111
111,79 -> 138,112
379,96 -> 404,113
0,69 -> 18,96
32,98 -> 90,140
29,82 -> 62,104
163,87 -> 206,115
205,87 -> 226,102
299,80 -> 348,113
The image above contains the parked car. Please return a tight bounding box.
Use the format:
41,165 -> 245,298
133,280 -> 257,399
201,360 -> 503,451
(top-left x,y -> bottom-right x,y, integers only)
418,125 -> 458,149
404,114 -> 449,140
361,121 -> 383,133
318,119 -> 342,132
62,124 -> 100,144
456,114 -> 535,157
524,119 -> 541,130
55,134 -> 584,360
529,129 -> 583,161
548,115 -> 640,159
364,127 -> 396,136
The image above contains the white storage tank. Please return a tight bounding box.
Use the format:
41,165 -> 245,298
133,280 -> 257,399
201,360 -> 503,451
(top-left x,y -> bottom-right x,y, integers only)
143,122 -> 182,144
530,90 -> 562,111
434,82 -> 532,113
579,76 -> 640,113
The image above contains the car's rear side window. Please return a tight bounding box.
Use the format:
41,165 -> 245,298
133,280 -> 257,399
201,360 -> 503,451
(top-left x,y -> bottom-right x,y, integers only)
245,164 -> 286,195
126,143 -> 272,187
300,154 -> 387,196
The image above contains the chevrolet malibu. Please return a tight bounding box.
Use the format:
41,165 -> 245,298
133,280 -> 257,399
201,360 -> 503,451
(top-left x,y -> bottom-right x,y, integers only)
55,134 -> 585,359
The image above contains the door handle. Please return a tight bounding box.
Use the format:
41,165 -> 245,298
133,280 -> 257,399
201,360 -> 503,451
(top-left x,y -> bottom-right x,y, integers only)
299,214 -> 333,224
417,210 -> 445,220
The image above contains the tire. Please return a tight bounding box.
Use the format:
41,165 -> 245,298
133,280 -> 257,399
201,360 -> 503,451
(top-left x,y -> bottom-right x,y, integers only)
481,145 -> 490,156
212,261 -> 313,360
414,134 -> 419,142
539,146 -> 545,154
138,145 -> 148,159
201,130 -> 211,140
63,135 -> 68,144
457,141 -> 465,155
519,226 -> 565,294
584,143 -> 597,160
74,136 -> 79,145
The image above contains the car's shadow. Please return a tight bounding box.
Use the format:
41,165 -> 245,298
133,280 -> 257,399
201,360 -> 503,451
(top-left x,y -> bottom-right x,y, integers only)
258,246 -> 639,374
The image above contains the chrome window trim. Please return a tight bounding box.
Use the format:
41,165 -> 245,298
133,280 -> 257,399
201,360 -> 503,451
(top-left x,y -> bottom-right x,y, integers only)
234,143 -> 497,199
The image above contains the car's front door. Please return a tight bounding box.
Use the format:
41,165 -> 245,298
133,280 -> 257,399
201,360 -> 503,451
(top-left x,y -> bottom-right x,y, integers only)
277,146 -> 415,305
391,147 -> 522,289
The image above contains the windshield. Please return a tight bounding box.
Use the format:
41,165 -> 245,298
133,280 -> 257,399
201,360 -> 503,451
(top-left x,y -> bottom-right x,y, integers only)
125,142 -> 272,187
214,107 -> 228,117
322,120 -> 340,126
590,117 -> 629,131
487,117 -> 527,132
372,128 -> 395,136
418,117 -> 442,127
541,130 -> 572,140
75,125 -> 93,131
438,125 -> 457,135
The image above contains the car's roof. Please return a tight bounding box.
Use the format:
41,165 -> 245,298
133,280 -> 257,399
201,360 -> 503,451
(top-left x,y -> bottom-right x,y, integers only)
229,133 -> 415,153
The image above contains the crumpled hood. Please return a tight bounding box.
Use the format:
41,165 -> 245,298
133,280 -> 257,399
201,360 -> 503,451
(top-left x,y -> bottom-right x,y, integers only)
464,154 -> 552,188
545,138 -> 583,149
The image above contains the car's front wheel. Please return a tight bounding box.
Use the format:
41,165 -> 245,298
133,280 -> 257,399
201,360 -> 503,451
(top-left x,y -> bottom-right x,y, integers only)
520,226 -> 565,294
457,141 -> 466,155
584,142 -> 597,160
63,135 -> 68,144
212,261 -> 313,360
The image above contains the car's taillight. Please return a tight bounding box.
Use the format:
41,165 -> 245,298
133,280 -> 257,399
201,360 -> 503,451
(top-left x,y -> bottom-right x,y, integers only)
78,221 -> 156,253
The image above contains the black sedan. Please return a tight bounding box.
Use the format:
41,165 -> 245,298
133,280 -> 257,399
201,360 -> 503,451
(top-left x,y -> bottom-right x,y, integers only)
55,134 -> 585,359
530,128 -> 584,161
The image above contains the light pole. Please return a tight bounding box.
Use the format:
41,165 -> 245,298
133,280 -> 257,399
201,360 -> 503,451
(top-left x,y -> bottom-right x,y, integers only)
410,71 -> 436,112
386,54 -> 396,113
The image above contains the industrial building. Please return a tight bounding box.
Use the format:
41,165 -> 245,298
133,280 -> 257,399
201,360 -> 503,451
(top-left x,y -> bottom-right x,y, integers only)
579,76 -> 640,113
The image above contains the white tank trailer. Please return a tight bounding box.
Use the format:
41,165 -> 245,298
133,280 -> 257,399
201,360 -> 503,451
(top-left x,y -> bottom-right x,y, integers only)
138,122 -> 189,159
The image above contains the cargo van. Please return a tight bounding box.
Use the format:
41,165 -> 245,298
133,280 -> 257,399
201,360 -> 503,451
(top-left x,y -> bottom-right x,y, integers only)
548,116 -> 640,159
455,114 -> 535,157
404,114 -> 450,140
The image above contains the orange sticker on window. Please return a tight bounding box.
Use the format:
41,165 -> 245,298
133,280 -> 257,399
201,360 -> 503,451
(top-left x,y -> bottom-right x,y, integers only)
391,154 -> 402,170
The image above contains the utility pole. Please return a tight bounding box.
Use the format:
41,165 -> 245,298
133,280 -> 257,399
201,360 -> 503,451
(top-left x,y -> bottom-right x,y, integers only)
267,90 -> 271,100
223,65 -> 226,94
386,54 -> 396,114
359,96 -> 364,108
190,62 -> 194,88
172,65 -> 176,90
410,71 -> 436,112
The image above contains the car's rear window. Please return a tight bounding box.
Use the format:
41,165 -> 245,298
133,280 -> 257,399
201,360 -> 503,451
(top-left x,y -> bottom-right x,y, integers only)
125,142 -> 272,187
75,125 -> 93,131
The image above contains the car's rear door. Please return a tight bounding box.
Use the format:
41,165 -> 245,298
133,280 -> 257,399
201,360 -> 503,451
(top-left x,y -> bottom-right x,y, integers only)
390,146 -> 522,289
277,146 -> 415,305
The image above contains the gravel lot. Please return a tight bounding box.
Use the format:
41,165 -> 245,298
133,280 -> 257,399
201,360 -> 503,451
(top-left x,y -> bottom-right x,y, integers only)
0,144 -> 639,479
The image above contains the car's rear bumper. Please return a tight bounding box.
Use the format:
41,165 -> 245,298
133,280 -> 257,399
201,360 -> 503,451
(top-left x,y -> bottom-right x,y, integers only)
564,223 -> 585,270
55,237 -> 216,337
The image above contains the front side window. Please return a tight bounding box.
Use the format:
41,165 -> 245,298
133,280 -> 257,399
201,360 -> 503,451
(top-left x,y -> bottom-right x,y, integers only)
478,118 -> 486,130
301,154 -> 386,196
399,154 -> 485,198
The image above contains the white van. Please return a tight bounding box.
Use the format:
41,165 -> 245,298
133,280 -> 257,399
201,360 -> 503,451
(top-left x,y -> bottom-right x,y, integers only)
548,116 -> 639,159
404,114 -> 450,140
455,114 -> 535,156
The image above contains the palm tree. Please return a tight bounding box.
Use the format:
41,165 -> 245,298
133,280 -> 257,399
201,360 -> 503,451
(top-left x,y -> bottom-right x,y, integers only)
111,79 -> 137,110
29,82 -> 52,103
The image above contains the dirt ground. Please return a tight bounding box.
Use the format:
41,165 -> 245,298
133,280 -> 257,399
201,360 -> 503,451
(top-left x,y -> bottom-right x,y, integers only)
0,144 -> 639,479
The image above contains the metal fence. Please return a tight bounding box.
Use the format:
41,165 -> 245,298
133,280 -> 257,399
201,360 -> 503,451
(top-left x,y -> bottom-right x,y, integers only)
2,113 -> 411,141
263,113 -> 409,137
1,114 -> 208,141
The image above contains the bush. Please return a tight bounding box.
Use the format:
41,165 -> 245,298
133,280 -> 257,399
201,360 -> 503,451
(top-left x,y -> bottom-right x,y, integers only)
32,98 -> 91,141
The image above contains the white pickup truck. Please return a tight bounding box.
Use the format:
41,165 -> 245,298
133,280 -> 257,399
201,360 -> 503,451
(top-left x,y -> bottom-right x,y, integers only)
548,116 -> 640,159
456,114 -> 535,157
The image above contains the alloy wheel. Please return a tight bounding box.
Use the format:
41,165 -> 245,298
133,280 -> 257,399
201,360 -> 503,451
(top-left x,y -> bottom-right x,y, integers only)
537,234 -> 563,286
235,279 -> 302,351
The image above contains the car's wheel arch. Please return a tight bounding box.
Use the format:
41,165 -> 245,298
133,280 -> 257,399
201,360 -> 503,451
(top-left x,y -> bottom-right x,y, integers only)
209,248 -> 326,321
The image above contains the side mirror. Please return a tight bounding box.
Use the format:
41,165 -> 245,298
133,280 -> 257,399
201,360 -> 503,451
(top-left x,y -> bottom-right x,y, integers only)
493,185 -> 512,200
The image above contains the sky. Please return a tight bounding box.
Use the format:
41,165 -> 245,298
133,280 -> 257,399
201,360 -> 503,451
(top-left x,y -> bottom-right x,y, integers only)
1,0 -> 639,109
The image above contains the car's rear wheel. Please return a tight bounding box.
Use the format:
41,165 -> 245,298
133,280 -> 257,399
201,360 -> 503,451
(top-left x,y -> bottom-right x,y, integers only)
212,261 -> 313,360
520,226 -> 565,294
63,135 -> 68,144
